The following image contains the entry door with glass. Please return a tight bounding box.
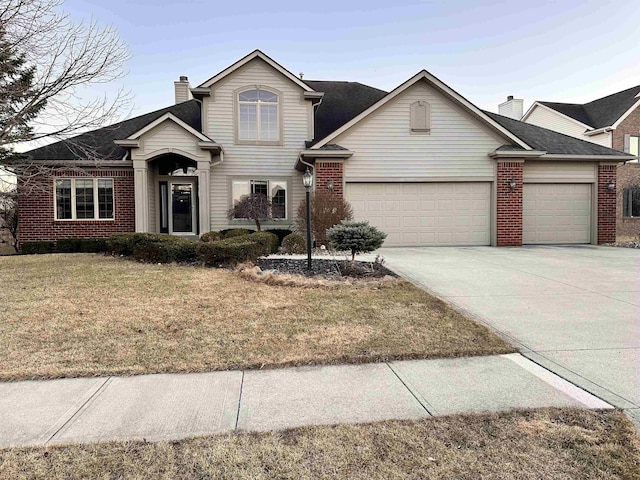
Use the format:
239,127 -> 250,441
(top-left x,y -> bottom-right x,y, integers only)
159,180 -> 197,235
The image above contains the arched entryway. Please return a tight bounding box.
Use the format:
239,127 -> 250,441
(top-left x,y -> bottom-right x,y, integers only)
150,154 -> 199,235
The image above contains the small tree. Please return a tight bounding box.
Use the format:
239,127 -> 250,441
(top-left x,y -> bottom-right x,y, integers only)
327,220 -> 387,262
296,191 -> 354,245
0,192 -> 18,251
227,193 -> 271,231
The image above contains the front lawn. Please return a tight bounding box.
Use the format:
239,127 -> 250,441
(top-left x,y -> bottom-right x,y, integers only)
0,254 -> 514,380
1,408 -> 638,479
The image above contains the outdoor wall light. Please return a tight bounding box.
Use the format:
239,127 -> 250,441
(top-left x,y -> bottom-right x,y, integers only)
509,178 -> 517,191
326,178 -> 334,192
607,180 -> 616,191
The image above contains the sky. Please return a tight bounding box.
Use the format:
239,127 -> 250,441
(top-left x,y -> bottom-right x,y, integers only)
54,0 -> 640,119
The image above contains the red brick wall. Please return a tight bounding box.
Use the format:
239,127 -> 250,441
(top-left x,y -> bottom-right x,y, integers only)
612,107 -> 640,152
315,161 -> 344,198
597,164 -> 617,244
496,161 -> 523,246
17,169 -> 135,243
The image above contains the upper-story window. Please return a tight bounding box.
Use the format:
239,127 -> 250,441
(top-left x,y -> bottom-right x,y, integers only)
237,88 -> 280,142
626,135 -> 639,157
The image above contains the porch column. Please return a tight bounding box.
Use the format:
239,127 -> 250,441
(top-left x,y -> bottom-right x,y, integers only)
196,159 -> 211,235
133,159 -> 149,233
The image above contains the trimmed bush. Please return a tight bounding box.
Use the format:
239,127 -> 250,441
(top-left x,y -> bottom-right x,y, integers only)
196,237 -> 265,265
250,231 -> 279,254
200,231 -> 223,243
265,228 -> 293,246
106,233 -> 197,263
281,232 -> 306,254
55,238 -> 108,253
221,228 -> 254,239
20,241 -> 54,255
327,220 -> 387,261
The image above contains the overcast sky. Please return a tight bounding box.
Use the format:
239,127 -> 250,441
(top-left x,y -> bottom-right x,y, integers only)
64,0 -> 640,118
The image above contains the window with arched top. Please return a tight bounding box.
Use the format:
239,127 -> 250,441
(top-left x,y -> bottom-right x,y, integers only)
410,100 -> 431,133
237,87 -> 280,142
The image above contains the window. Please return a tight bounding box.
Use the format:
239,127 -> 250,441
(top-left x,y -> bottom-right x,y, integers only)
231,179 -> 287,219
55,178 -> 114,220
623,188 -> 640,218
410,100 -> 431,132
626,135 -> 640,157
237,88 -> 279,142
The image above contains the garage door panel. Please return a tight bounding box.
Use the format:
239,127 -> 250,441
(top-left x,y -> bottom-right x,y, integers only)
346,182 -> 490,247
523,183 -> 591,245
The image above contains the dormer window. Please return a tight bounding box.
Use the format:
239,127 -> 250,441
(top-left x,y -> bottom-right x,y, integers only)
237,87 -> 280,143
410,100 -> 431,133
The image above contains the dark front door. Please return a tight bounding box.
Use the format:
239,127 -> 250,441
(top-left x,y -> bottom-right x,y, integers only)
171,183 -> 193,233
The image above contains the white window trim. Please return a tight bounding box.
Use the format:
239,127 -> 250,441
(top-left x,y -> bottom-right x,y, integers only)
230,177 -> 289,221
54,177 -> 115,221
234,85 -> 283,146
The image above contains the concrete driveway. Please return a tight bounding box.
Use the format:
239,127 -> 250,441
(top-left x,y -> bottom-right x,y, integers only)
381,245 -> 640,415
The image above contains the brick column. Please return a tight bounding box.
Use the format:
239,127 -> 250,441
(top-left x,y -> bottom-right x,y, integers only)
597,164 -> 617,244
496,161 -> 523,246
315,161 -> 344,198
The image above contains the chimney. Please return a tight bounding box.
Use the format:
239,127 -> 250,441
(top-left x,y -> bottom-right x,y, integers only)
174,76 -> 192,104
498,95 -> 524,120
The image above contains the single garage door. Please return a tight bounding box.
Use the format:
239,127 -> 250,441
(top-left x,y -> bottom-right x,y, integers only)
346,182 -> 491,247
523,183 -> 591,244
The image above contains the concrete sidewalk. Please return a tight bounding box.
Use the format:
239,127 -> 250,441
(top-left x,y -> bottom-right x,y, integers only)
0,354 -> 611,449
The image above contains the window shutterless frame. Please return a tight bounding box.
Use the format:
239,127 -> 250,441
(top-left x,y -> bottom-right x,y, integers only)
234,85 -> 283,146
623,187 -> 640,218
53,178 -> 115,221
229,177 -> 290,221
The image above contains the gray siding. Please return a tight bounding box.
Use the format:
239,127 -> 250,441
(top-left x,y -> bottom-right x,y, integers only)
334,80 -> 506,180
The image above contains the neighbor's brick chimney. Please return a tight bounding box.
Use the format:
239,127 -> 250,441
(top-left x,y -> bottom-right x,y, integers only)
174,76 -> 193,104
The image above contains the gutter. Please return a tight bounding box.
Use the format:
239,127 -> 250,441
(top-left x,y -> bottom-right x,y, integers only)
584,126 -> 613,136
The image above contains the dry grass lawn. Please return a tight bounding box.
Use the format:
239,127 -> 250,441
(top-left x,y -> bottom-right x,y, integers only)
1,408 -> 639,479
0,254 -> 513,380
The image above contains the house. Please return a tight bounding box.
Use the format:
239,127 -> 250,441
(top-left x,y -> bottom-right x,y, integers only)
519,86 -> 640,239
19,50 -> 634,248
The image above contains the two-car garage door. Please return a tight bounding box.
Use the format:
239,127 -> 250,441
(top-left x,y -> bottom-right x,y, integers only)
346,182 -> 491,247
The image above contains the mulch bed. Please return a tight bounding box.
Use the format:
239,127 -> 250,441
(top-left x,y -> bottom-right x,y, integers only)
257,258 -> 396,279
607,241 -> 640,249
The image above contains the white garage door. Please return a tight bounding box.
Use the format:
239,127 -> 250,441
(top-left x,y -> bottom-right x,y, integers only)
346,182 -> 491,247
523,183 -> 591,244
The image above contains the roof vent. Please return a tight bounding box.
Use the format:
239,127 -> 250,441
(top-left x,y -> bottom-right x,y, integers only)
507,95 -> 514,101
179,76 -> 189,82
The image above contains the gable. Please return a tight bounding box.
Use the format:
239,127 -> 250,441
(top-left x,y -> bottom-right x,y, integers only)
334,79 -> 508,179
136,119 -> 206,159
525,103 -> 590,138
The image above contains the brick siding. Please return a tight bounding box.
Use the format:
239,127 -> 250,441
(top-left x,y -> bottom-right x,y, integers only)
496,161 -> 523,246
597,164 -> 617,244
616,163 -> 640,239
17,169 -> 135,244
612,107 -> 640,152
315,161 -> 344,198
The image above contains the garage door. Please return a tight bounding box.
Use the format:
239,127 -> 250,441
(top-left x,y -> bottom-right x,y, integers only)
346,182 -> 491,247
523,184 -> 591,244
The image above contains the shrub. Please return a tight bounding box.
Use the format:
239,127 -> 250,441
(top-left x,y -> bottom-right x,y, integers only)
327,220 -> 387,261
200,231 -> 223,243
106,233 -> 197,263
266,228 -> 293,246
55,238 -> 82,253
281,232 -> 306,254
296,191 -> 354,245
20,241 -> 54,255
196,237 -> 265,265
250,231 -> 279,254
56,238 -> 108,253
221,228 -> 254,239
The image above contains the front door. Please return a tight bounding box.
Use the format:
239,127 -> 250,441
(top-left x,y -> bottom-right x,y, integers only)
159,180 -> 198,235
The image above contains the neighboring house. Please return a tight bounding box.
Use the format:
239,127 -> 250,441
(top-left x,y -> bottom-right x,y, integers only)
520,86 -> 640,238
19,50 -> 634,248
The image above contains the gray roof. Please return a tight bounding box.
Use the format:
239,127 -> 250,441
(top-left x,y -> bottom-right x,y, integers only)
303,80 -> 388,143
26,100 -> 202,161
485,111 -> 628,156
539,84 -> 640,129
